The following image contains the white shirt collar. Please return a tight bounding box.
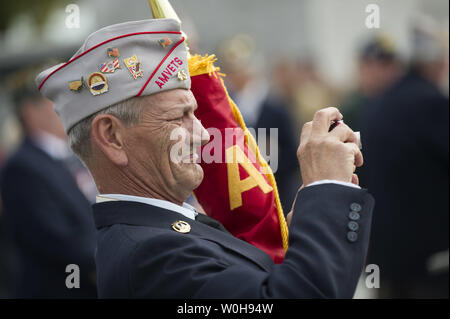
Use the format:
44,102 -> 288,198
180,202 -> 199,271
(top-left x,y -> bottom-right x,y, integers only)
96,194 -> 198,220
32,131 -> 71,160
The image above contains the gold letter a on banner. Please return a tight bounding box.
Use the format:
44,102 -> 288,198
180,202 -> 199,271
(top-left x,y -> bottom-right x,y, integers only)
226,145 -> 273,210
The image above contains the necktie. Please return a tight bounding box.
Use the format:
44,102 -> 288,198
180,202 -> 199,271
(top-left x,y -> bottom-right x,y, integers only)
195,213 -> 230,234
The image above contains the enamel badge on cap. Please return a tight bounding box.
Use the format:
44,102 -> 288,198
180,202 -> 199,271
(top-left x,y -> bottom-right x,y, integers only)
158,37 -> 172,47
107,47 -> 120,57
124,55 -> 143,79
177,70 -> 188,81
69,76 -> 84,92
87,72 -> 108,95
100,58 -> 121,73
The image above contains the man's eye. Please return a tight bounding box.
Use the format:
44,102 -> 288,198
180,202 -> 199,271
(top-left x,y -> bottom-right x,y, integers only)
170,111 -> 189,122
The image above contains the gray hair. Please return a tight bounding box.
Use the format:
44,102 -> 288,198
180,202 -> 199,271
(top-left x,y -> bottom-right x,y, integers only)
68,97 -> 144,165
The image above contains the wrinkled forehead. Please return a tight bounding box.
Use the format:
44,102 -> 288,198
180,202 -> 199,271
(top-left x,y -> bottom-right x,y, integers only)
145,88 -> 196,112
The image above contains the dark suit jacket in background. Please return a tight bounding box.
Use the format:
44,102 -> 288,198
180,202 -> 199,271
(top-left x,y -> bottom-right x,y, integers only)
362,70 -> 449,290
254,96 -> 300,213
94,184 -> 374,298
0,138 -> 97,298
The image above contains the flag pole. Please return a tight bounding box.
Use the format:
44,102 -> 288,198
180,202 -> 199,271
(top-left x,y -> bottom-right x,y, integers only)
148,0 -> 181,23
148,0 -> 190,55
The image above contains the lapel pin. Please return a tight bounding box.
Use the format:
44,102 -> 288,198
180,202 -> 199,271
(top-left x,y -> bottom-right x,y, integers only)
124,55 -> 144,79
100,57 -> 121,73
158,37 -> 172,47
171,220 -> 191,234
177,70 -> 188,81
107,47 -> 120,57
69,76 -> 84,92
87,72 -> 108,95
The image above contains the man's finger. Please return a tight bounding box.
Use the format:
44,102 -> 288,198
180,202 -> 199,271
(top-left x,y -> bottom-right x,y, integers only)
329,123 -> 358,143
311,107 -> 343,135
346,142 -> 364,167
300,121 -> 313,146
351,174 -> 359,186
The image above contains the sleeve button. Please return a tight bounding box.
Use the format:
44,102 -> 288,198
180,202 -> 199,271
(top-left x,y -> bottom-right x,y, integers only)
350,203 -> 362,212
348,221 -> 359,231
349,211 -> 360,220
347,231 -> 358,242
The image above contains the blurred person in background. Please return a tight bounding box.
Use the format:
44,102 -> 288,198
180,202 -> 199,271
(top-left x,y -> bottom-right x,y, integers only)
0,69 -> 98,298
220,34 -> 299,213
340,34 -> 402,187
271,55 -> 305,127
363,17 -> 449,298
340,34 -> 402,133
273,56 -> 337,129
291,58 -> 337,127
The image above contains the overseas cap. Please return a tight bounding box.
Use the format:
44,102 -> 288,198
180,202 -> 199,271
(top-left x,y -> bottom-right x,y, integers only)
36,18 -> 190,132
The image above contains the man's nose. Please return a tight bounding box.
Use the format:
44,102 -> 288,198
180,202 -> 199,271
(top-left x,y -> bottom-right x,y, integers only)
200,123 -> 210,146
191,116 -> 210,146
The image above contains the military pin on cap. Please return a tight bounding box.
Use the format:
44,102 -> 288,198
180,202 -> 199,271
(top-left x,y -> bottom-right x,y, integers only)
124,55 -> 144,79
87,72 -> 108,95
158,37 -> 172,47
177,69 -> 187,81
69,76 -> 84,92
100,57 -> 121,73
107,47 -> 120,57
171,220 -> 191,234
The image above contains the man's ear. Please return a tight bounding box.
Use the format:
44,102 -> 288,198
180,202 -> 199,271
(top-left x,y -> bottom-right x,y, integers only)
91,114 -> 128,167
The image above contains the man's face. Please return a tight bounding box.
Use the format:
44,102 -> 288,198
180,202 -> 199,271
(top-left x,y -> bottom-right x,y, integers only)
123,89 -> 210,203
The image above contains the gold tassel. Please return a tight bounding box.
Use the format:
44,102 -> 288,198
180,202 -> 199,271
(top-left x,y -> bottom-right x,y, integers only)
188,54 -> 225,78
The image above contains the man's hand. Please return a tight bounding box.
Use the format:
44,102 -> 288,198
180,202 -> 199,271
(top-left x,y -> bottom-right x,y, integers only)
286,107 -> 362,228
297,107 -> 363,187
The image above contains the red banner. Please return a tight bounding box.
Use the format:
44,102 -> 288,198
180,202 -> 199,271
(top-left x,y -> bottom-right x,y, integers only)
189,55 -> 288,264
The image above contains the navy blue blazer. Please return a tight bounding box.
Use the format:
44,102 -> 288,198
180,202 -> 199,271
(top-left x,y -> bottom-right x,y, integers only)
93,184 -> 374,298
0,138 -> 97,298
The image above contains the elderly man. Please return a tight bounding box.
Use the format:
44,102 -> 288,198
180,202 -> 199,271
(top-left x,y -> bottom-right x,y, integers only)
36,19 -> 374,298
